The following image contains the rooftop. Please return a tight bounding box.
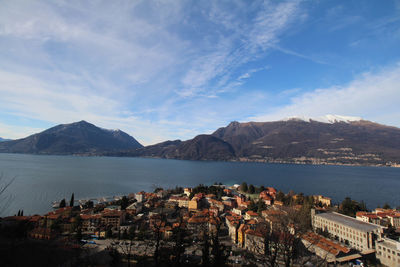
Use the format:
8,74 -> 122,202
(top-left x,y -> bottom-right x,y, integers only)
315,212 -> 383,232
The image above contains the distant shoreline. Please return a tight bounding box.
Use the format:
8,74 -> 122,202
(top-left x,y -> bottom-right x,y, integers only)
1,151 -> 399,168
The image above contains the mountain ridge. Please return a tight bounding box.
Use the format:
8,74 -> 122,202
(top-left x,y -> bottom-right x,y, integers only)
1,118 -> 400,166
0,120 -> 143,155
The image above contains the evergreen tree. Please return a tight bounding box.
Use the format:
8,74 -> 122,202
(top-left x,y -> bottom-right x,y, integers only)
120,196 -> 129,210
69,193 -> 74,207
59,198 -> 66,208
248,184 -> 255,194
20,210 -> 23,216
383,203 -> 391,209
17,210 -> 20,216
240,182 -> 248,192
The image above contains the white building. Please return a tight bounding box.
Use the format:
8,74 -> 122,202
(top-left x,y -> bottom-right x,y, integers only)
376,238 -> 400,267
312,211 -> 384,251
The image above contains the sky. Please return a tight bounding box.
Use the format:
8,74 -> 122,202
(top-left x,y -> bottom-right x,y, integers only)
0,0 -> 399,145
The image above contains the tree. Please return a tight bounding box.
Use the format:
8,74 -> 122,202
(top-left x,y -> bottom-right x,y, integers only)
248,184 -> 255,194
383,203 -> 391,209
257,200 -> 267,213
240,182 -> 248,193
120,196 -> 129,210
0,173 -> 16,215
210,223 -> 228,266
59,198 -> 66,208
69,193 -> 74,207
106,227 -> 113,239
248,199 -> 257,212
339,197 -> 368,217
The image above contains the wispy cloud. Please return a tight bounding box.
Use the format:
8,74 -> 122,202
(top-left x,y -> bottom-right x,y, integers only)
0,0 -> 398,144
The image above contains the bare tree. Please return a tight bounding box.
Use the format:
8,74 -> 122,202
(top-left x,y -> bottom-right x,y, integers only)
0,173 -> 15,215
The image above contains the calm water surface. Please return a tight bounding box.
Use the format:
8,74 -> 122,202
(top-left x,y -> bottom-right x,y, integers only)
0,153 -> 399,216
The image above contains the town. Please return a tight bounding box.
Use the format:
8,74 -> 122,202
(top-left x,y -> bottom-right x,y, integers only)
1,183 -> 400,267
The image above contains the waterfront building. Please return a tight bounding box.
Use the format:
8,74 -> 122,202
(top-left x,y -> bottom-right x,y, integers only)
312,211 -> 385,251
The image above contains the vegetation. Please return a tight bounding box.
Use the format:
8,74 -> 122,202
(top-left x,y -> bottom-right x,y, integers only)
339,197 -> 367,217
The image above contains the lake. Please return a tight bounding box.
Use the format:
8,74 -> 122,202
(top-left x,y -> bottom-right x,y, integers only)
0,153 -> 399,216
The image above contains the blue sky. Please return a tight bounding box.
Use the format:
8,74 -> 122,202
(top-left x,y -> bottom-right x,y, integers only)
0,0 -> 399,145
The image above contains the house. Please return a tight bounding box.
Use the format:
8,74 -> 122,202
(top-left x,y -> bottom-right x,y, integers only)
189,197 -> 200,211
101,210 -> 125,230
184,188 -> 192,196
135,192 -> 145,203
232,206 -> 247,216
313,195 -> 332,207
29,228 -> 57,240
81,214 -> 102,232
244,229 -> 265,254
226,215 -> 240,243
178,196 -> 190,208
245,211 -> 259,220
238,224 -> 248,247
126,202 -> 143,215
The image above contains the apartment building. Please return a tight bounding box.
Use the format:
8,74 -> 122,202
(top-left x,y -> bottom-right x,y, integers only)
312,211 -> 384,251
376,238 -> 400,267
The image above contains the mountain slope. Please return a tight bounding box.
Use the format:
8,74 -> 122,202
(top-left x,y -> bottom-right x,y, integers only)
0,121 -> 143,155
0,137 -> 10,142
211,119 -> 400,165
117,135 -> 235,161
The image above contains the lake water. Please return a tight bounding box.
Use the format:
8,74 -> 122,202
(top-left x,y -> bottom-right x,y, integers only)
0,153 -> 399,216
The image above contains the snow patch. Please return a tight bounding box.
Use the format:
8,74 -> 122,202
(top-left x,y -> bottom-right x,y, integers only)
282,114 -> 362,124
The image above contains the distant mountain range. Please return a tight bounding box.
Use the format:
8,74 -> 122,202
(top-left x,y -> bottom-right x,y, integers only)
0,120 -> 142,155
1,118 -> 400,166
0,137 -> 10,142
112,118 -> 400,166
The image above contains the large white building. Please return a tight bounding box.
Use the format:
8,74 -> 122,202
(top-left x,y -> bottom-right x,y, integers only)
312,211 -> 384,252
376,238 -> 400,267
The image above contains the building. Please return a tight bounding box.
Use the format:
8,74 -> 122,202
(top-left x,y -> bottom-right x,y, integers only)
376,237 -> 400,267
135,192 -> 145,203
244,229 -> 265,254
302,232 -> 361,264
81,214 -> 102,232
126,202 -> 143,215
245,211 -> 259,220
237,224 -> 248,247
356,209 -> 400,228
312,211 -> 384,251
189,197 -> 200,211
178,196 -> 189,208
101,210 -> 125,230
232,206 -> 247,216
313,195 -> 332,207
226,215 -> 240,243
184,188 -> 192,196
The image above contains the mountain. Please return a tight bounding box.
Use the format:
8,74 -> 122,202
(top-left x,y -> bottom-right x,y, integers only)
0,121 -> 143,155
124,117 -> 400,166
211,119 -> 400,165
119,135 -> 235,161
0,137 -> 10,142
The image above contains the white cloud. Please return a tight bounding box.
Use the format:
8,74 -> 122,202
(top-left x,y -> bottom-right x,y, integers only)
251,64 -> 400,127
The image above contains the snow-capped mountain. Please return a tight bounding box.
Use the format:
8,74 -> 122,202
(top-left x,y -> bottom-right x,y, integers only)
283,114 -> 363,124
